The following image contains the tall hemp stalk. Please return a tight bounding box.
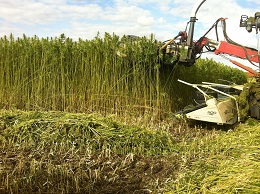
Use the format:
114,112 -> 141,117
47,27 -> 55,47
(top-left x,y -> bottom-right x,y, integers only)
0,33 -> 247,123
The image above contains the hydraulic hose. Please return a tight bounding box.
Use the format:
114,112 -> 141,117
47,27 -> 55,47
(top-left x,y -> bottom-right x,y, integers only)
186,0 -> 207,62
221,20 -> 259,67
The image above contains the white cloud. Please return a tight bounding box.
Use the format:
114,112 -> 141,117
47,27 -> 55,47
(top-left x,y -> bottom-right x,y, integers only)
137,16 -> 155,26
60,4 -> 102,20
67,20 -> 153,40
102,4 -> 153,24
247,0 -> 260,4
0,0 -> 258,49
158,17 -> 165,23
0,1 -> 60,24
195,1 -> 258,47
0,20 -> 23,37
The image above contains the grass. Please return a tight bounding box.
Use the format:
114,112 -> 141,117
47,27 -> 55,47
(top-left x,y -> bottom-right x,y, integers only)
1,109 -> 260,193
169,119 -> 260,193
0,109 -> 178,193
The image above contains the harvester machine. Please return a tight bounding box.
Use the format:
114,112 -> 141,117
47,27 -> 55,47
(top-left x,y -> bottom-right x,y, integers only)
160,0 -> 260,124
176,79 -> 243,125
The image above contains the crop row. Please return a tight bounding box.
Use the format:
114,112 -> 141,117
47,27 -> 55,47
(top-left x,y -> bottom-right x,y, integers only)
0,33 -> 247,123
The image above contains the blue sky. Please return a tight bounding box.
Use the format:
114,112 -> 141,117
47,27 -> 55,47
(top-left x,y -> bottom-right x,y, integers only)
0,0 -> 259,69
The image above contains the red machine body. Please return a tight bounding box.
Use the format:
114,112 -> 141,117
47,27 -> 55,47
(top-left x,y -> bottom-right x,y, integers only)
215,41 -> 259,63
